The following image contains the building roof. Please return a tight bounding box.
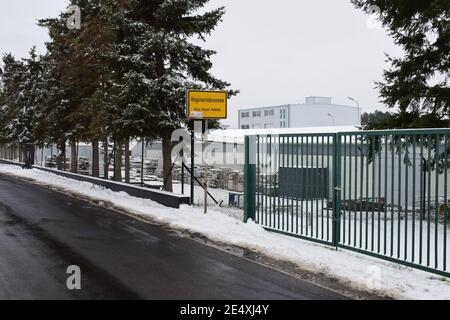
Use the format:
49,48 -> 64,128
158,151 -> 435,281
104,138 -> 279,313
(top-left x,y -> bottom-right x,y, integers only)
209,126 -> 361,143
238,96 -> 359,113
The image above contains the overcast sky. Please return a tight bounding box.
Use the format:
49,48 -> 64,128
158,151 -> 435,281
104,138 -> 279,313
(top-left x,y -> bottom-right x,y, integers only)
0,0 -> 403,128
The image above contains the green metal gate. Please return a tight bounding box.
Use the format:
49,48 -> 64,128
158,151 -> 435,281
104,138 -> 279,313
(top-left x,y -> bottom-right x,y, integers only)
244,129 -> 450,277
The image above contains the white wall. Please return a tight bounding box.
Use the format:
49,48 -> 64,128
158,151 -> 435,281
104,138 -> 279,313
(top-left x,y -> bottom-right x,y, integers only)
239,105 -> 288,129
289,103 -> 360,128
238,97 -> 360,129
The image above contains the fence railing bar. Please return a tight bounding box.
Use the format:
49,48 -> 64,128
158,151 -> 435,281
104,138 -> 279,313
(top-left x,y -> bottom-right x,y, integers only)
349,137 -> 353,245
404,136 -> 409,261
315,137 -> 319,238
371,136 -> 376,252
420,135 -> 424,265
365,137 -> 370,251
377,136 -> 382,254
296,136 -> 299,235
360,137 -> 364,249
391,136 -> 395,257
277,136 -> 281,230
243,129 -> 450,277
328,136 -> 331,241
412,137 -> 416,263
427,134 -> 432,267
398,135 -> 402,259
384,135 -> 388,256
434,134 -> 439,269
444,135 -> 448,271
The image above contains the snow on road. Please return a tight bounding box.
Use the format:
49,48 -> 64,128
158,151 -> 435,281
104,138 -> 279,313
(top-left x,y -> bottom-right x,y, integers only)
0,163 -> 449,300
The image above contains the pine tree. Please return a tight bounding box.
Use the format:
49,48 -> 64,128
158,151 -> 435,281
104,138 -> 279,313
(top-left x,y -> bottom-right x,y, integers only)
1,54 -> 25,145
0,77 -> 6,144
2,0 -> 235,188
72,0 -> 118,177
0,49 -> 45,147
14,48 -> 45,145
352,0 -> 450,129
39,0 -> 108,172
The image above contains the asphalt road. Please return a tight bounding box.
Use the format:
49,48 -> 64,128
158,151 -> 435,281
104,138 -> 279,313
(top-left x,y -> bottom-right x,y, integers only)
0,173 -> 346,300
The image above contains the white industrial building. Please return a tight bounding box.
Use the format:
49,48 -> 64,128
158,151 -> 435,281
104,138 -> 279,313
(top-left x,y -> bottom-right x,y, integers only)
238,96 -> 361,129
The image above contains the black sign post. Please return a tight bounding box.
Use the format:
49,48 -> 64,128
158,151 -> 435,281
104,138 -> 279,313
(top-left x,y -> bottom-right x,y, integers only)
190,126 -> 195,205
24,143 -> 35,169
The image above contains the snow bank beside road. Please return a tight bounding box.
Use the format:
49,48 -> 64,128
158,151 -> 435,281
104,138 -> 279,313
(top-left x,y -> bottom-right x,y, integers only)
0,164 -> 449,300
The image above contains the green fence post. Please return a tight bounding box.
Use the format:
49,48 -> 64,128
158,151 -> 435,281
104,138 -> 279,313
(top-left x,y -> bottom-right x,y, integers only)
244,135 -> 256,223
332,133 -> 342,247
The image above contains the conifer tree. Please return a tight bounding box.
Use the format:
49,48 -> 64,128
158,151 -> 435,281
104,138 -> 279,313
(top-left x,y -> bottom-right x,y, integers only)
39,0 -> 107,172
352,0 -> 449,128
0,49 -> 45,148
102,0 -> 237,190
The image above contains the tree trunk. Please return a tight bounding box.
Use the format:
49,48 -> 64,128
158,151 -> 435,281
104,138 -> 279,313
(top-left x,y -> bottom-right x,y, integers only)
162,133 -> 173,192
92,140 -> 99,177
63,148 -> 67,171
18,145 -> 22,162
57,143 -> 65,171
70,141 -> 78,173
114,140 -> 123,182
125,139 -> 130,184
103,138 -> 109,179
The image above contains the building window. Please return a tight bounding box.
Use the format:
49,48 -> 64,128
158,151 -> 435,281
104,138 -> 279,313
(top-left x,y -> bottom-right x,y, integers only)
252,111 -> 261,117
264,123 -> 273,128
280,121 -> 286,128
264,109 -> 274,117
241,125 -> 250,129
241,112 -> 249,118
280,109 -> 286,120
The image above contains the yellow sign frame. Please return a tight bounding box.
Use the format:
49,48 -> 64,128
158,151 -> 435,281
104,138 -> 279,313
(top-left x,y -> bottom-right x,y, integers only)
186,90 -> 228,120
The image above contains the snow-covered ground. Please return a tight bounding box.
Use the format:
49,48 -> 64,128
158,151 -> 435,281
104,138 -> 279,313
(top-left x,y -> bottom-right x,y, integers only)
172,183 -> 244,220
0,163 -> 449,300
254,199 -> 450,271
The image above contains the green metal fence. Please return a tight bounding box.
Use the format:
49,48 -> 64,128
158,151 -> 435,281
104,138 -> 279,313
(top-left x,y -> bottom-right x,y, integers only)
244,129 -> 450,277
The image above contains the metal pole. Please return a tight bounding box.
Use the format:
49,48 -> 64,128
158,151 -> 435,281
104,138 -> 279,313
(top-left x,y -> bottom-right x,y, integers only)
422,158 -> 427,220
191,126 -> 195,205
347,97 -> 361,125
203,119 -> 208,214
182,162 -> 220,205
181,138 -> 185,195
